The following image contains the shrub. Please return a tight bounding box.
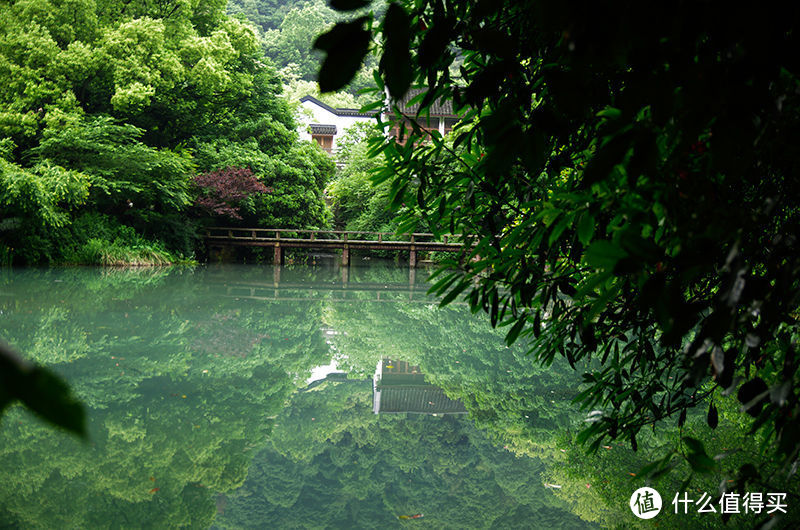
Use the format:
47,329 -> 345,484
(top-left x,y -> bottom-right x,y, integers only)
192,167 -> 270,222
64,213 -> 175,266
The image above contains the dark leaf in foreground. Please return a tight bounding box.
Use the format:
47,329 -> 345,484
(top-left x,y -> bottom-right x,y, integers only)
380,3 -> 413,99
314,18 -> 371,92
707,402 -> 718,429
0,340 -> 86,438
330,0 -> 371,11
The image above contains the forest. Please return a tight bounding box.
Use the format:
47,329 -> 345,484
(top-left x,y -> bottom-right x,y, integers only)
0,0 -> 383,267
2,0 -> 800,528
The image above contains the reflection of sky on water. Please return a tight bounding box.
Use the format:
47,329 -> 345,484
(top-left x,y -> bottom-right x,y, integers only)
305,358 -> 345,384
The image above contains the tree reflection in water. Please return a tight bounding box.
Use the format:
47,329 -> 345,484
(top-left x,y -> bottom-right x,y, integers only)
0,264 -> 791,528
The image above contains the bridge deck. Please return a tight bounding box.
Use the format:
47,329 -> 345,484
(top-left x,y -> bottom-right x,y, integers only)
204,228 -> 468,266
205,228 -> 463,250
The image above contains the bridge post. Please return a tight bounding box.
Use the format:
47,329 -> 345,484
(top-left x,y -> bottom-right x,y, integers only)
273,231 -> 283,265
409,234 -> 417,268
342,246 -> 349,267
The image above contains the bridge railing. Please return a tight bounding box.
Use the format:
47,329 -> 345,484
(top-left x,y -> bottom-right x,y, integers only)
204,227 -> 464,245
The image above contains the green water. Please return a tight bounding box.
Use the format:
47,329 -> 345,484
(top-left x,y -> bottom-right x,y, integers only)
0,263 -> 597,529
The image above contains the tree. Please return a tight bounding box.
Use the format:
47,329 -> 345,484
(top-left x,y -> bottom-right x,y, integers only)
279,63 -> 364,109
193,167 -> 271,221
0,0 -> 339,265
227,0 -> 295,33
262,1 -> 336,82
317,0 -> 800,500
325,122 -> 396,231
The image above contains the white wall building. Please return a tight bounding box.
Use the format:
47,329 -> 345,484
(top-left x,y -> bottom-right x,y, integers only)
296,95 -> 376,154
297,90 -> 461,154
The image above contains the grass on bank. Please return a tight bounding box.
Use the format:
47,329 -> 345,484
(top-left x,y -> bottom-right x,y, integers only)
62,213 -> 191,266
69,237 -> 176,266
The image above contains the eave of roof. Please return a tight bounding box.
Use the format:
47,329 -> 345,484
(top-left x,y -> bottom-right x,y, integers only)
310,124 -> 337,135
389,88 -> 458,117
300,95 -> 378,118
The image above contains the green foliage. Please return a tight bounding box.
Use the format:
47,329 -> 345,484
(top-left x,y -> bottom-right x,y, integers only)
280,65 -> 364,108
0,0 -> 334,264
334,120 -> 379,164
227,0 -> 296,32
229,0 -> 378,98
0,266 -> 332,527
263,1 -> 337,82
249,142 -> 334,229
326,124 -> 396,231
193,139 -> 334,230
545,392 -> 800,529
33,117 -> 194,214
2,263 -> 797,527
321,0 -> 800,496
218,383 -> 589,529
0,157 -> 91,263
64,213 -> 176,266
0,159 -> 90,228
0,137 -> 16,161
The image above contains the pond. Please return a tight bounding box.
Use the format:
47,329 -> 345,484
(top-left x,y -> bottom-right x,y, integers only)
0,263 -> 622,528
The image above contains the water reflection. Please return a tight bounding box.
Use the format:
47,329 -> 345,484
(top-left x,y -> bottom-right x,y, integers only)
373,358 -> 467,415
0,264 -> 594,529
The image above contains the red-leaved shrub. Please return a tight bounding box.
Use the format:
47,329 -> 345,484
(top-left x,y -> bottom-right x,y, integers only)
193,167 -> 271,221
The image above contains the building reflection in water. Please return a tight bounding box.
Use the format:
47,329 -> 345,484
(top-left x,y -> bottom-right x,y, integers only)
373,358 -> 467,415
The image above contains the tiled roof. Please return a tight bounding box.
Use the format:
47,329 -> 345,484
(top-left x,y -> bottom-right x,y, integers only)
300,92 -> 458,118
393,88 -> 456,116
310,124 -> 337,135
300,95 -> 378,118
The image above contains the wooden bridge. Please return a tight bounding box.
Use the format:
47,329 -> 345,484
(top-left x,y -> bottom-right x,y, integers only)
204,228 -> 465,267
